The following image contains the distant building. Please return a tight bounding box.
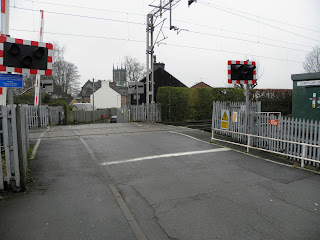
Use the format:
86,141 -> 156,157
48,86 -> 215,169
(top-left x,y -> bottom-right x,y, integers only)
191,81 -> 212,88
136,63 -> 187,104
90,80 -> 127,109
78,80 -> 102,103
113,65 -> 127,87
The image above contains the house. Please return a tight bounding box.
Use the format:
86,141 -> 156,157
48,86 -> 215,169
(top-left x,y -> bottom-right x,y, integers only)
191,81 -> 212,88
90,80 -> 127,109
291,72 -> 320,120
70,103 -> 96,111
136,62 -> 187,104
78,80 -> 102,103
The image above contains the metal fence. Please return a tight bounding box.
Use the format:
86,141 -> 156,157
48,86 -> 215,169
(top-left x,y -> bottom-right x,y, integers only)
211,101 -> 320,167
130,103 -> 161,122
28,105 -> 65,128
0,105 -> 29,191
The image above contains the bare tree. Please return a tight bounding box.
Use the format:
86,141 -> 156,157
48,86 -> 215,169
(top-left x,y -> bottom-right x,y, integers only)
124,56 -> 145,82
51,43 -> 81,96
303,46 -> 320,73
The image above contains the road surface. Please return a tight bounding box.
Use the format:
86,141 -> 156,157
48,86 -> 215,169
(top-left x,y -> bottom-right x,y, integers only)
0,122 -> 319,240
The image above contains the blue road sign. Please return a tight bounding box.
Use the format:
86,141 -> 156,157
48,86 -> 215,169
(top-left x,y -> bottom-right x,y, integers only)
0,73 -> 23,88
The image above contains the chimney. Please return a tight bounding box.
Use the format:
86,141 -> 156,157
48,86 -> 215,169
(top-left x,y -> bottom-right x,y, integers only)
153,62 -> 165,71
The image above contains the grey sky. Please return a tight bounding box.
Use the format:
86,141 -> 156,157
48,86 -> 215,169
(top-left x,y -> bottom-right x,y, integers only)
6,0 -> 320,89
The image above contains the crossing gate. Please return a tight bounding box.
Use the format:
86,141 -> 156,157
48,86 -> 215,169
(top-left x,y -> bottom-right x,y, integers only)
28,105 -> 65,128
130,103 -> 161,122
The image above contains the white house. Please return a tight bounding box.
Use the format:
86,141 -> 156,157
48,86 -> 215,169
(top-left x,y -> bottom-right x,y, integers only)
90,80 -> 122,109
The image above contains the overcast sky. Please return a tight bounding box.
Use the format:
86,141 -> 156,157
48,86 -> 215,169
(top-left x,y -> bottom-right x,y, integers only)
5,0 -> 320,89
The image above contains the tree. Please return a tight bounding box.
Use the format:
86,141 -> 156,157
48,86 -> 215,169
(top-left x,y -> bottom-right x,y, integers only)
303,46 -> 320,73
50,43 -> 81,97
124,56 -> 145,82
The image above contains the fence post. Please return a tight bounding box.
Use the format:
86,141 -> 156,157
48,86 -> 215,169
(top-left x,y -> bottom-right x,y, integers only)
301,144 -> 306,168
16,105 -> 28,191
247,135 -> 251,153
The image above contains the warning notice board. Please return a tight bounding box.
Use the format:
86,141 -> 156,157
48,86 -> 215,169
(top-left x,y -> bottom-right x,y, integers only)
221,110 -> 229,129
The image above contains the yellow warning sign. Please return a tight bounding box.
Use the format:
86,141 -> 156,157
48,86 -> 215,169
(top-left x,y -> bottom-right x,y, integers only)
222,112 -> 228,121
221,121 -> 229,129
220,110 -> 230,129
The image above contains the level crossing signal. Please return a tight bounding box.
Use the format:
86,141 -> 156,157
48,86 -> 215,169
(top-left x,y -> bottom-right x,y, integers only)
228,60 -> 256,84
0,34 -> 53,75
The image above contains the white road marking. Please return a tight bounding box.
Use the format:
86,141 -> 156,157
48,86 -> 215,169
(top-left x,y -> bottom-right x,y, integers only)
170,131 -> 212,145
133,122 -> 143,127
30,127 -> 50,160
101,148 -> 230,166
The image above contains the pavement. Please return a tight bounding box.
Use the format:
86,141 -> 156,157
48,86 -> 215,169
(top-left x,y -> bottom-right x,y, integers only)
0,122 -> 320,240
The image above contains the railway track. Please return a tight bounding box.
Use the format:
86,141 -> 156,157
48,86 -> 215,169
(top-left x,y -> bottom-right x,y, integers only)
161,120 -> 212,132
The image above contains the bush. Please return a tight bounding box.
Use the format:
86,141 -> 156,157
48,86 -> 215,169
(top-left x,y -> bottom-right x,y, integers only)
157,87 -> 245,121
250,89 -> 292,116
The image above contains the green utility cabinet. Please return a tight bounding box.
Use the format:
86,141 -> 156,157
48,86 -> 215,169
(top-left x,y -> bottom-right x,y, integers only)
291,73 -> 320,121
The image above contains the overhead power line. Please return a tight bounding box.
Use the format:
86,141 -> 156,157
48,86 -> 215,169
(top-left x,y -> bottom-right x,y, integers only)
187,30 -> 310,53
11,6 -> 314,52
198,1 -> 320,43
24,0 -> 145,16
10,28 -> 303,64
176,19 -> 315,49
11,7 -> 311,53
12,7 -> 145,26
25,0 -> 320,36
198,0 -> 320,34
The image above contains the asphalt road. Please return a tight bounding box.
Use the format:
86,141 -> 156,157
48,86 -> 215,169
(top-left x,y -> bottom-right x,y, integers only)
1,122 -> 319,240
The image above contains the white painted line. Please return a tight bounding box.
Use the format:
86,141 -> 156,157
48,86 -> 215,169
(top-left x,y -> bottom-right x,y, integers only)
133,122 -> 143,127
101,148 -> 230,166
170,131 -> 212,145
30,128 -> 50,160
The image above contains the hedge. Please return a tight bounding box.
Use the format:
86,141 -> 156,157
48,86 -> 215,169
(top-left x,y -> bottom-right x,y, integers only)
157,87 -> 245,121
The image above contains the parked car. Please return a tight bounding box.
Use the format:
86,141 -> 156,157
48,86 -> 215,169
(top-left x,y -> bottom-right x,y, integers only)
110,116 -> 117,123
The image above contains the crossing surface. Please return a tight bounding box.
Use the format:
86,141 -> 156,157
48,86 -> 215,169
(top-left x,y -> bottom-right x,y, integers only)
1,122 -> 319,240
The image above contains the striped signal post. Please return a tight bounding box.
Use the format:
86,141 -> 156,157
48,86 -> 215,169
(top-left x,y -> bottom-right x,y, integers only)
0,0 -> 9,105
34,10 -> 44,106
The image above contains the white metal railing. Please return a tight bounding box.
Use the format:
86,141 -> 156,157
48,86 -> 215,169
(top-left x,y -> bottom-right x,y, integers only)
212,128 -> 320,168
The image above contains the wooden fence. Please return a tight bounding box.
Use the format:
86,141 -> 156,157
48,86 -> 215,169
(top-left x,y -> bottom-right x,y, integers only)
212,101 -> 320,166
67,108 -> 117,124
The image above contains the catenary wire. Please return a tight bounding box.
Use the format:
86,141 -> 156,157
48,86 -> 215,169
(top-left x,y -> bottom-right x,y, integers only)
198,0 -> 320,34
198,1 -> 320,43
26,0 -> 320,35
9,28 -> 303,63
11,6 -> 312,53
18,2 -> 317,49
